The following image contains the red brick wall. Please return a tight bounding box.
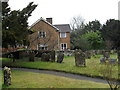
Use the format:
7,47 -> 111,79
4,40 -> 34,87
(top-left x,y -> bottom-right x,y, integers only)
29,20 -> 59,50
59,32 -> 70,50
29,20 -> 70,50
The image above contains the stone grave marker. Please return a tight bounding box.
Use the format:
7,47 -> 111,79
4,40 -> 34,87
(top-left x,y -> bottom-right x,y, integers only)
4,66 -> 11,86
41,53 -> 50,62
57,52 -> 64,63
74,50 -> 86,67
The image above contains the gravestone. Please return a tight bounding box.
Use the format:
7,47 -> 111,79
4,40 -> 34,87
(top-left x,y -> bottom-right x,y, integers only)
85,51 -> 91,59
57,52 -> 64,63
74,50 -> 86,67
50,50 -> 55,62
41,53 -> 50,62
91,50 -> 96,57
8,53 -> 15,62
102,50 -> 110,60
29,50 -> 35,62
4,66 -> 11,86
108,59 -> 117,64
100,57 -> 106,64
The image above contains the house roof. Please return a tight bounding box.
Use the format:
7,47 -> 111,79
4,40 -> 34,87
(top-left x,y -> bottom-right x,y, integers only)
29,17 -> 71,32
28,17 -> 59,31
54,24 -> 71,32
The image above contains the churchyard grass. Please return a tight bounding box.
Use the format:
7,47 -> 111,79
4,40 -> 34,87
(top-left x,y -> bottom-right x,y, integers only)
2,70 -> 109,88
0,58 -> 11,61
2,54 -> 118,79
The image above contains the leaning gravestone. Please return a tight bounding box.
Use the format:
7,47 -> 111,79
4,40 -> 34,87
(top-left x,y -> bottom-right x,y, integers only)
41,53 -> 50,62
74,50 -> 86,67
57,52 -> 64,63
4,66 -> 11,86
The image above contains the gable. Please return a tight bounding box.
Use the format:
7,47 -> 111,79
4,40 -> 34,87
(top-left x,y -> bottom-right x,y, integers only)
29,17 -> 59,31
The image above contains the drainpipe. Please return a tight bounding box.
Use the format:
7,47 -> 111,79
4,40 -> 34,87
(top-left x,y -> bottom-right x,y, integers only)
58,32 -> 60,50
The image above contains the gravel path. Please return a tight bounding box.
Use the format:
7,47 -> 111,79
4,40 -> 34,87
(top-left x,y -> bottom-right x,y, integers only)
12,68 -> 108,84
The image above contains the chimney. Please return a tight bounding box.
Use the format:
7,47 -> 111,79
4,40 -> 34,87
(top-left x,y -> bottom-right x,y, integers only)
46,18 -> 52,24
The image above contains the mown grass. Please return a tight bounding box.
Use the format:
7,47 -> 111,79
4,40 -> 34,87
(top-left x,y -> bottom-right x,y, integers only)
2,54 -> 118,79
2,70 -> 109,88
0,70 -> 2,89
0,58 -> 11,61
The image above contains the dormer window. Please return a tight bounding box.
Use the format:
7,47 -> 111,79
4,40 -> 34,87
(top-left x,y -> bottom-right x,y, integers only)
60,32 -> 66,38
38,31 -> 46,38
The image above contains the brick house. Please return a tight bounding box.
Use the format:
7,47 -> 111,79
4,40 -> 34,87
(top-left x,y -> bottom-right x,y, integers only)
28,17 -> 71,51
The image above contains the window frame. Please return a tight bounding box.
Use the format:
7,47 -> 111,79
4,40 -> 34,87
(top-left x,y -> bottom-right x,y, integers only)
38,31 -> 46,38
60,32 -> 66,38
60,43 -> 67,50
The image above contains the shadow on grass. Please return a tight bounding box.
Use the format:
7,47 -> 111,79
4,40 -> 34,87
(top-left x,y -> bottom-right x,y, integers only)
2,84 -> 9,88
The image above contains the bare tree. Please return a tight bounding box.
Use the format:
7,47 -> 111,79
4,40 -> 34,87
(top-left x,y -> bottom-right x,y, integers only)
70,15 -> 85,31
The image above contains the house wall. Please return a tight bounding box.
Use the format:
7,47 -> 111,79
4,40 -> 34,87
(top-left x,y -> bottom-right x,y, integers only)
59,32 -> 70,50
29,20 -> 60,50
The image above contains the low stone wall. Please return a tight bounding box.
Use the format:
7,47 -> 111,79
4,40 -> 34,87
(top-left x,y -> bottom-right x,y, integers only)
56,50 -> 75,56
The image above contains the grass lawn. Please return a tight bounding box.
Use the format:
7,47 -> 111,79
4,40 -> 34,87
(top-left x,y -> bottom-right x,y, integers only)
2,54 -> 118,79
1,70 -> 109,88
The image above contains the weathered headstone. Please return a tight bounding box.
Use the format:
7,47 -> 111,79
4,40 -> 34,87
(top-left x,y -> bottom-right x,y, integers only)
4,66 -> 11,86
50,50 -> 55,62
74,50 -> 86,67
108,59 -> 117,64
102,50 -> 110,60
8,54 -> 15,62
100,57 -> 106,64
85,51 -> 91,59
29,50 -> 35,62
57,52 -> 64,63
91,50 -> 96,57
41,53 -> 50,62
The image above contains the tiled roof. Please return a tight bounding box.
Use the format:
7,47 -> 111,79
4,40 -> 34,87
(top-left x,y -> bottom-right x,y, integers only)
28,17 -> 59,31
29,17 -> 71,32
54,24 -> 71,32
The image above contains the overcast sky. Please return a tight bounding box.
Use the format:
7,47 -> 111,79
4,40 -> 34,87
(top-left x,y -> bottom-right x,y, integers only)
8,0 -> 119,26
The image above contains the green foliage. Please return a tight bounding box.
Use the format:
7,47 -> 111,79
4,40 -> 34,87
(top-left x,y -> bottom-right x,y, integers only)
101,19 -> 120,50
71,30 -> 104,50
70,19 -> 104,50
81,31 -> 104,49
85,20 -> 101,32
70,31 -> 90,50
101,19 -> 120,64
2,2 -> 37,48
